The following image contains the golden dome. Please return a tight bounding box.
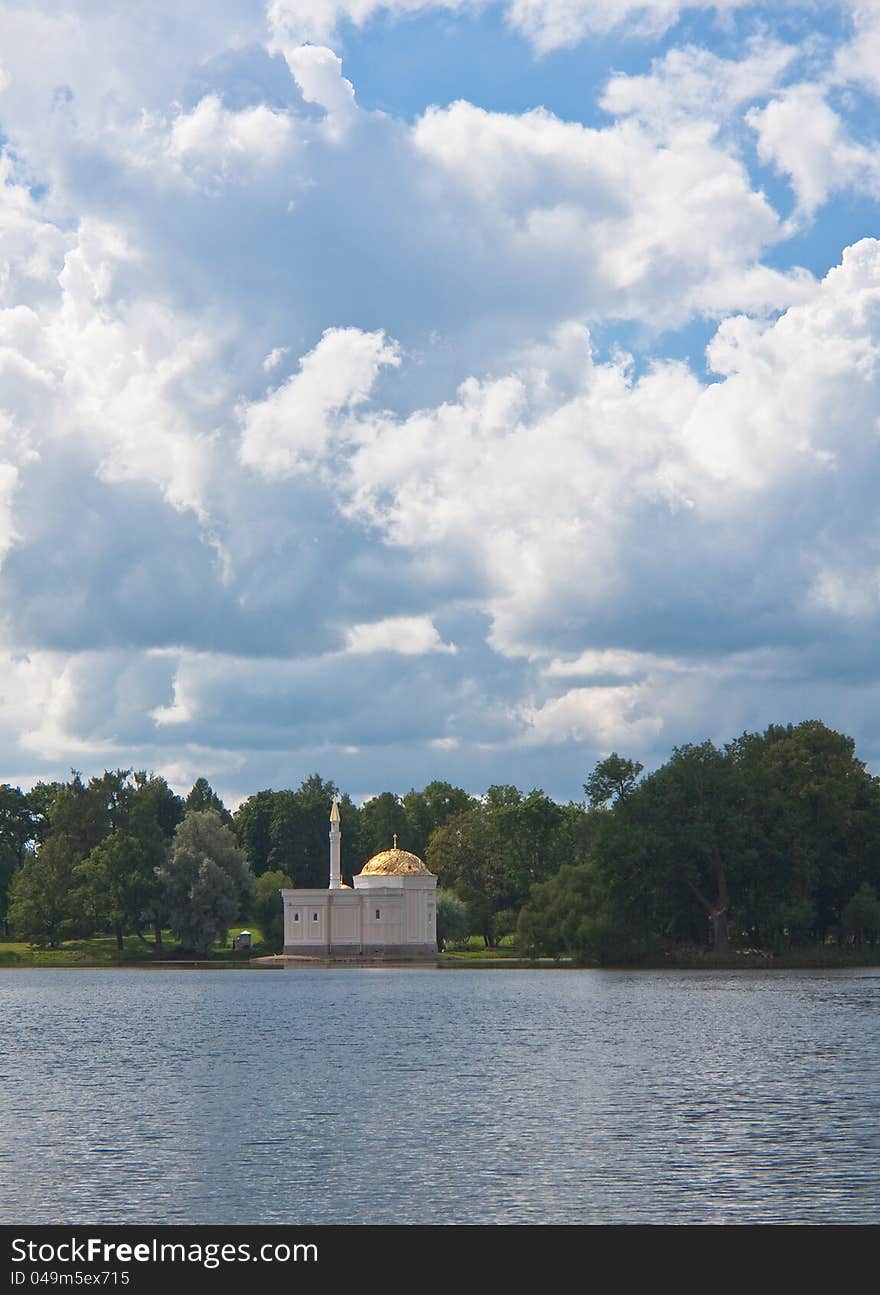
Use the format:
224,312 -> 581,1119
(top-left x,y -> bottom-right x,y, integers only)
358,838 -> 430,876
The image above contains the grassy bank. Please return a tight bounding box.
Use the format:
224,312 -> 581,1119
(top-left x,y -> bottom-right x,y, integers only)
0,925 -> 273,967
1,931 -> 877,970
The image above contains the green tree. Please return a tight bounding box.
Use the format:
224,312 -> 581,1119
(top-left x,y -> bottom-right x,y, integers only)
841,883 -> 880,946
75,833 -> 153,951
727,720 -> 880,947
236,779 -> 363,886
234,789 -> 277,876
267,776 -> 359,886
186,777 -> 233,825
427,787 -> 585,946
250,869 -> 293,948
357,792 -> 409,859
428,806 -> 496,945
8,836 -> 80,947
584,753 -> 644,807
71,773 -> 178,950
131,772 -> 185,841
159,809 -> 253,955
402,782 -> 475,859
47,771 -> 116,857
0,784 -> 39,936
25,781 -> 62,846
436,891 -> 469,950
517,863 -> 636,964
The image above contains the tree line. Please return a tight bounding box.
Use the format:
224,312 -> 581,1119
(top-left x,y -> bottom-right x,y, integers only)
0,766 -> 587,955
518,721 -> 880,962
2,719 -> 880,961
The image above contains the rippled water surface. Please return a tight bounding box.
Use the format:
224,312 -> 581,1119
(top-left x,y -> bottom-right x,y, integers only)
1,967 -> 878,1224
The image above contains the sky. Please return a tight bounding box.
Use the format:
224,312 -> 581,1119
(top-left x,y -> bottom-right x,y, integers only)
0,0 -> 878,809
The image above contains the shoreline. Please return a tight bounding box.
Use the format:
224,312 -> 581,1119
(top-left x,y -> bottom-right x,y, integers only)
1,951 -> 878,972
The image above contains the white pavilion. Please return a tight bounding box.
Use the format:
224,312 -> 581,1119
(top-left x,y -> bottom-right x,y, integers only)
280,800 -> 438,958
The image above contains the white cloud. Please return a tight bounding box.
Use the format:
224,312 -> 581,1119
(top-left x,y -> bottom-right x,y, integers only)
344,615 -> 458,655
151,672 -> 197,726
167,95 -> 299,182
544,647 -> 684,678
506,0 -> 753,53
267,0 -> 450,51
265,240 -> 880,666
3,0 -> 880,801
0,454 -> 20,564
238,326 -> 401,476
601,37 -> 798,128
0,153 -> 71,306
263,346 -> 289,371
747,84 -> 880,213
519,683 -> 664,747
267,0 -> 759,55
834,1 -> 880,97
0,187 -> 232,524
281,44 -> 356,120
411,99 -> 808,326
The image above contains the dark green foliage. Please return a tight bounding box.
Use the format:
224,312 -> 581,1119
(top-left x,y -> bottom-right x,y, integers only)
250,869 -> 293,948
356,791 -> 409,859
0,784 -> 40,935
186,778 -> 233,825
427,785 -> 590,946
517,862 -> 653,964
520,721 -> 880,964
8,836 -> 81,947
841,883 -> 880,945
235,776 -> 360,885
234,789 -> 276,876
584,753 -> 644,807
401,782 -> 475,859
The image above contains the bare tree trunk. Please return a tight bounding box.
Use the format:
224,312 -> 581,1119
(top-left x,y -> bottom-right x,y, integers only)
710,845 -> 730,956
688,846 -> 731,956
710,906 -> 729,956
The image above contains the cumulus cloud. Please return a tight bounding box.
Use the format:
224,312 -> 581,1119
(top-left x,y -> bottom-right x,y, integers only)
281,44 -> 356,118
0,153 -> 71,305
344,616 -> 457,655
520,683 -> 665,748
268,0 -> 759,54
747,84 -> 880,213
834,0 -> 880,97
2,214 -> 227,518
238,327 -> 401,476
601,37 -> 798,128
277,242 -> 880,675
411,99 -> 810,326
2,0 -> 880,803
166,95 -> 299,182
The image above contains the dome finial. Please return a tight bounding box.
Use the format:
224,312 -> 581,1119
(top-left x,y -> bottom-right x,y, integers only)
393,832 -> 398,848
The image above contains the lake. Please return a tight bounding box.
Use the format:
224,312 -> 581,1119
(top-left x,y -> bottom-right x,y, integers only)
1,966 -> 878,1224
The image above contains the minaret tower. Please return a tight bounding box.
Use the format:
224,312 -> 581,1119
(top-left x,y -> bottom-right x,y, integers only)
329,797 -> 342,889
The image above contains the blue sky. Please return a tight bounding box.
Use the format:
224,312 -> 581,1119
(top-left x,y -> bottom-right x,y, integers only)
0,0 -> 879,808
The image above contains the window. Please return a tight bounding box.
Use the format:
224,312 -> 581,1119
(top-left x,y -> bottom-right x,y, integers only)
313,912 -> 319,921
293,913 -> 299,923
375,909 -> 381,920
